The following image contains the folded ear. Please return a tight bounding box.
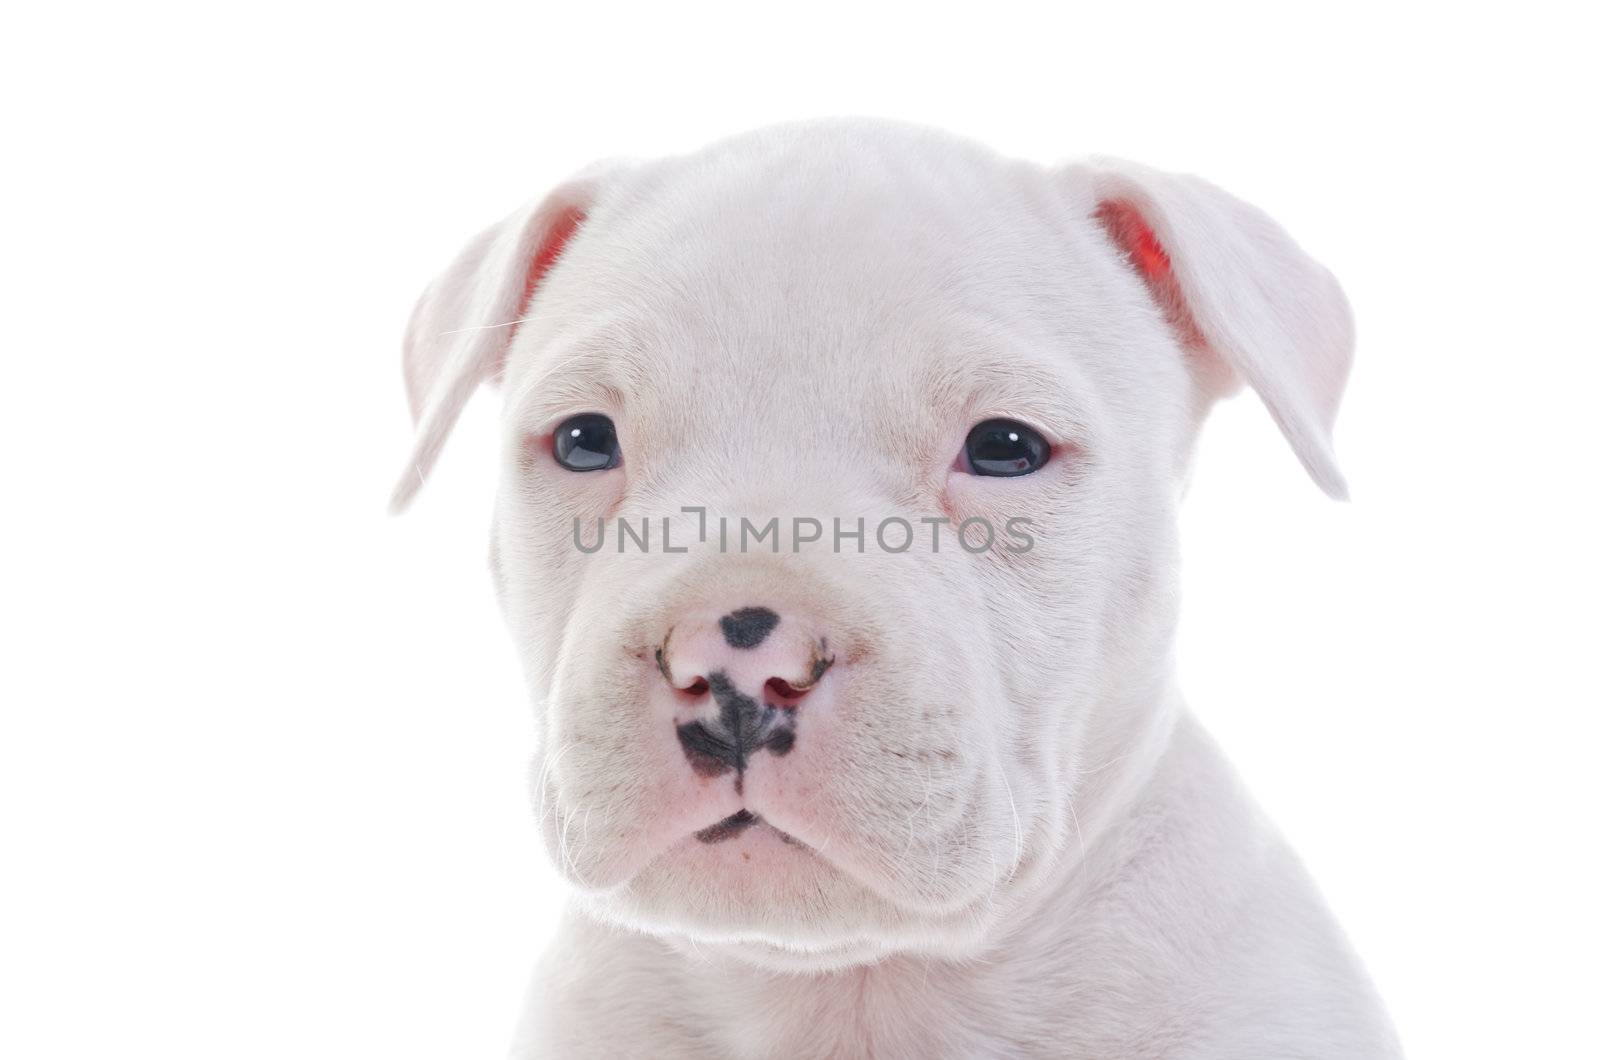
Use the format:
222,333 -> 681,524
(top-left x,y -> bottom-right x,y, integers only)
390,166 -> 613,512
1070,159 -> 1354,499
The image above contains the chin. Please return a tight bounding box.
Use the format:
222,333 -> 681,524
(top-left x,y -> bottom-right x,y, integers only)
576,821 -> 1005,971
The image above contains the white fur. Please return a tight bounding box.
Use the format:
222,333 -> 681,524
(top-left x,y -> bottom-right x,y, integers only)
394,120 -> 1398,1058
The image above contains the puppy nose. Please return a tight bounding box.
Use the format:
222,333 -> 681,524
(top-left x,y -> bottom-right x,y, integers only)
657,606 -> 833,706
657,606 -> 834,784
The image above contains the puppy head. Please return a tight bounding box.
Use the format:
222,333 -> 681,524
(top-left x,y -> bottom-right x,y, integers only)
393,121 -> 1351,969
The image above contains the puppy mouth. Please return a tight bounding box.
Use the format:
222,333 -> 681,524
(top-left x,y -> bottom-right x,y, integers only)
693,809 -> 801,846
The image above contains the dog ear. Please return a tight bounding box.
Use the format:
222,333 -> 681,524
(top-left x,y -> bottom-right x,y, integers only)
390,167 -> 613,512
1070,159 -> 1354,499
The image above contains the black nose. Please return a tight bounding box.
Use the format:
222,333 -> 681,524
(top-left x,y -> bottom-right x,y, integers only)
675,670 -> 797,792
660,604 -> 834,792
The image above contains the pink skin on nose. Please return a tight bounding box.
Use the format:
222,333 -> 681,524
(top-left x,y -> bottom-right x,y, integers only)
653,607 -> 837,844
657,610 -> 831,704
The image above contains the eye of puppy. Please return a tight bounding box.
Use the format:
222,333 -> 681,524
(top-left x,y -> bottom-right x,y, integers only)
961,418 -> 1051,477
552,413 -> 621,471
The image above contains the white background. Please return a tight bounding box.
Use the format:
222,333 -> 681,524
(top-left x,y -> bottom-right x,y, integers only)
4,3 -> 1596,1057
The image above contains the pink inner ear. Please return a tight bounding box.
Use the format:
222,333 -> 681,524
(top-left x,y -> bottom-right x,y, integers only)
1094,199 -> 1205,350
521,205 -> 586,321
486,205 -> 585,385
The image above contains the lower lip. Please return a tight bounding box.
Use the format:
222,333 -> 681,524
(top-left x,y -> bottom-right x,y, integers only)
694,809 -> 760,843
694,810 -> 802,846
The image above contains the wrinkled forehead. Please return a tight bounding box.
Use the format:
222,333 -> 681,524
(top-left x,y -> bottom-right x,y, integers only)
503,142 -> 1116,470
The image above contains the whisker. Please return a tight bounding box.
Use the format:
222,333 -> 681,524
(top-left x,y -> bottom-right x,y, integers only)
436,316 -> 535,337
1078,751 -> 1137,776
902,762 -> 933,857
998,769 -> 1023,876
1063,784 -> 1088,873
533,741 -> 575,830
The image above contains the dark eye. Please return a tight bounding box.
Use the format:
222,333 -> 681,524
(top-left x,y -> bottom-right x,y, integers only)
553,413 -> 621,472
962,418 -> 1051,477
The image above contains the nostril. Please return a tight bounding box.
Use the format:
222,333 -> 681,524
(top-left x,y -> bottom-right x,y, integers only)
656,638 -> 710,697
764,676 -> 807,706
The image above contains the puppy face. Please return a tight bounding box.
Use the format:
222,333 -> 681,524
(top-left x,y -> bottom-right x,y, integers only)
394,122 -> 1351,969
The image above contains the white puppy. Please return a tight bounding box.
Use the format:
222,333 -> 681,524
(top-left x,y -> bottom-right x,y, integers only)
393,120 -> 1399,1058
